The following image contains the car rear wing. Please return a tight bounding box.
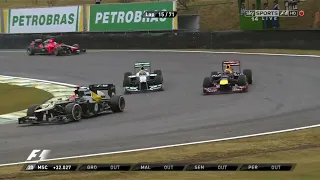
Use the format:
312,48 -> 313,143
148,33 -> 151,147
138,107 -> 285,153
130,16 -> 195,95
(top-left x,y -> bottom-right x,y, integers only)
222,60 -> 240,66
89,84 -> 116,97
134,62 -> 151,68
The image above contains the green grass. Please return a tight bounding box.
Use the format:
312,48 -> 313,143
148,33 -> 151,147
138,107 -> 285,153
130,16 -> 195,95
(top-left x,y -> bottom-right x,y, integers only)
0,83 -> 53,115
0,127 -> 319,180
0,0 -> 318,30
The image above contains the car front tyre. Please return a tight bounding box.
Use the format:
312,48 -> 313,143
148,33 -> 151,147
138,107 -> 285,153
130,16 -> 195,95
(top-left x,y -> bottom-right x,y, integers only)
65,103 -> 82,121
27,47 -> 35,55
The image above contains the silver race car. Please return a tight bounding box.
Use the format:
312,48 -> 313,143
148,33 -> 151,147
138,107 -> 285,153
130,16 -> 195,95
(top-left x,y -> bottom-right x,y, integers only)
123,62 -> 164,94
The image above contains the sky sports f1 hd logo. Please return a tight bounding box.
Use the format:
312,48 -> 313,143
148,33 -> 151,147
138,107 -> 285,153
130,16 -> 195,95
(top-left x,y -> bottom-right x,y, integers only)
26,149 -> 51,162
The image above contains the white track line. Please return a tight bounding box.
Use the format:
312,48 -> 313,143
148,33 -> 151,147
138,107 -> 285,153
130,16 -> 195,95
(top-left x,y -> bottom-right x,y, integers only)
0,50 -> 319,167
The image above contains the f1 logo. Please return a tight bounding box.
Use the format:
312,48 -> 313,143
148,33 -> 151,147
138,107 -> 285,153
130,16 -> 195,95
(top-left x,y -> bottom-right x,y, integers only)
26,149 -> 51,161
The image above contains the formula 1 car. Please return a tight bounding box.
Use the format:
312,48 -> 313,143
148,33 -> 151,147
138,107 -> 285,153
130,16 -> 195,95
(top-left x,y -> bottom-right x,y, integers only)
18,84 -> 125,125
27,38 -> 86,56
123,62 -> 164,94
202,60 -> 253,95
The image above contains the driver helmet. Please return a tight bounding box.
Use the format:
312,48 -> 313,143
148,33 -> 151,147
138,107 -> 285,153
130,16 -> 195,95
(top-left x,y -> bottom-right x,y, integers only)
139,67 -> 147,75
224,69 -> 232,74
74,85 -> 81,94
225,65 -> 232,73
49,38 -> 54,43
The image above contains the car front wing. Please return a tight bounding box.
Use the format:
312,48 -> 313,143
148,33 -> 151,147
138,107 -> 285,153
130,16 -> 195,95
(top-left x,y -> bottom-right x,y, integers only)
18,114 -> 73,124
72,48 -> 86,54
203,84 -> 248,94
124,84 -> 163,93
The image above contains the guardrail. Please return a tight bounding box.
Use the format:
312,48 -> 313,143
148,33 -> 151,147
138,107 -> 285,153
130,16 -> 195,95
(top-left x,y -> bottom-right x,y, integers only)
0,30 -> 319,50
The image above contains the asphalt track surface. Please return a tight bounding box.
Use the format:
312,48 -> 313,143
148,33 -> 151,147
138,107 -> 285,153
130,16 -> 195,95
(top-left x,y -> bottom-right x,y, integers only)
0,51 -> 319,164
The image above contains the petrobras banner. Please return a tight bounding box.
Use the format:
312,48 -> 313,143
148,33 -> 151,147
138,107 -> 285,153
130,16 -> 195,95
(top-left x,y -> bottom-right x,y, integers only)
6,6 -> 83,33
87,1 -> 178,32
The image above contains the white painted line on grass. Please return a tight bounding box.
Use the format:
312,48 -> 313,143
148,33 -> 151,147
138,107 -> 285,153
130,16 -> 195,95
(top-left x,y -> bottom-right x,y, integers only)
0,123 -> 319,167
0,75 -> 77,87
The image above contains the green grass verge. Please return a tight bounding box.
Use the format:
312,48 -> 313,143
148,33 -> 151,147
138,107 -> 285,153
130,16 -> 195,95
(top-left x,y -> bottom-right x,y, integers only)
0,127 -> 319,180
0,83 -> 53,115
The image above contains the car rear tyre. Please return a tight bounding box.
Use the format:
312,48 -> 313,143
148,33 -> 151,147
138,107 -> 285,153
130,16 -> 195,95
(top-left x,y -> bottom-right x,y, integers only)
123,72 -> 132,87
203,77 -> 211,88
211,71 -> 221,81
211,71 -> 219,77
65,103 -> 82,121
110,95 -> 125,113
124,72 -> 132,79
243,69 -> 253,84
154,70 -> 162,76
72,44 -> 79,48
54,46 -> 62,56
34,39 -> 43,43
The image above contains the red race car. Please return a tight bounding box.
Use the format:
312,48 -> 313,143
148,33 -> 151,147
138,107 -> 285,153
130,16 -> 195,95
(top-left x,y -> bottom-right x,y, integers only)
202,60 -> 253,95
27,38 -> 86,56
